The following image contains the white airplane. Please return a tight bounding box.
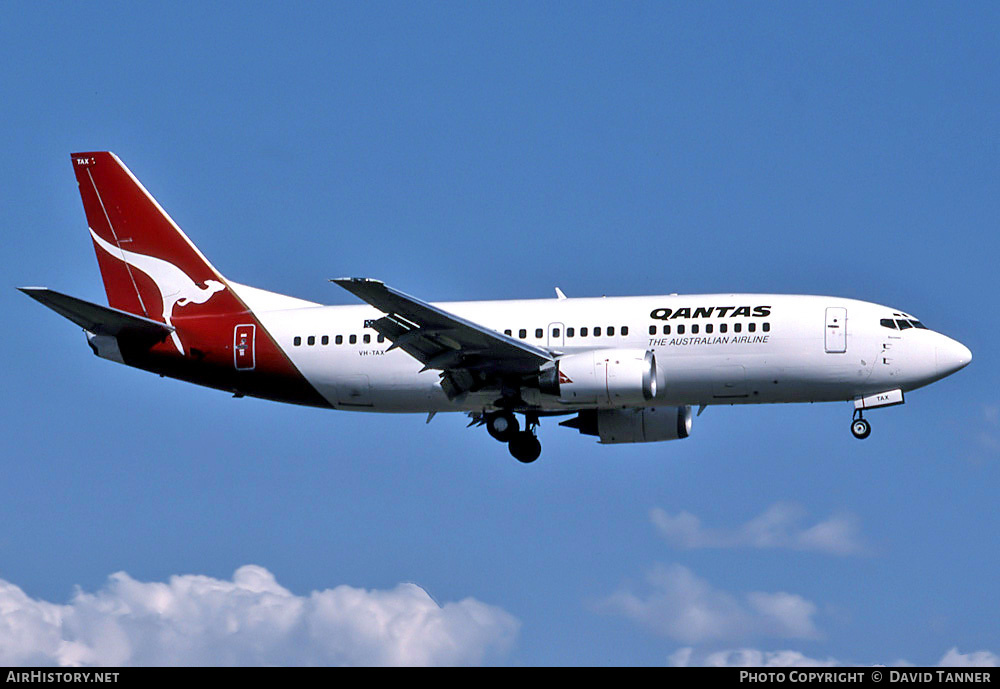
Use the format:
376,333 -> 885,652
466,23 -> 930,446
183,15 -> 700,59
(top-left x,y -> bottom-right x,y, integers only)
21,152 -> 972,463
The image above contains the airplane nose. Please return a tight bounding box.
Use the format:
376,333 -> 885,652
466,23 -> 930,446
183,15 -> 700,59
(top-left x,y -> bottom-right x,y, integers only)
935,338 -> 972,377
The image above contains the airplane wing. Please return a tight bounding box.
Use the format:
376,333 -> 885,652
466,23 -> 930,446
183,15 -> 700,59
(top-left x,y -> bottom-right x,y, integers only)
19,287 -> 174,345
332,278 -> 553,398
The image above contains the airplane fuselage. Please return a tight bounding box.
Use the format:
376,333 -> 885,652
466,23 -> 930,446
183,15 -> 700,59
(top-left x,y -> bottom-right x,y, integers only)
230,287 -> 970,414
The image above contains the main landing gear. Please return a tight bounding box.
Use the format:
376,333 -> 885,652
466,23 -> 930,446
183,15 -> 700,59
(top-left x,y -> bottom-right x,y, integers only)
851,409 -> 872,440
508,431 -> 542,464
483,411 -> 542,463
485,410 -> 519,442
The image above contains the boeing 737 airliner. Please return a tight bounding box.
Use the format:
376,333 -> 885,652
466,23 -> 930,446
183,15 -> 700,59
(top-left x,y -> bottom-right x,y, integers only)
21,152 -> 972,462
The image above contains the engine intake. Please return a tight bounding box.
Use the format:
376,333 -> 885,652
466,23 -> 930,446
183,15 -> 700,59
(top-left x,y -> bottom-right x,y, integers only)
540,349 -> 657,407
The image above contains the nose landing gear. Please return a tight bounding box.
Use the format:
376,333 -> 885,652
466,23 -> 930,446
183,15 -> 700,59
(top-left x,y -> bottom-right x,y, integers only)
851,409 -> 872,439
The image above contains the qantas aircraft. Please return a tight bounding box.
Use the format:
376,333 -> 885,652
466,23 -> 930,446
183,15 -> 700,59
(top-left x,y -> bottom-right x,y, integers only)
21,152 -> 972,463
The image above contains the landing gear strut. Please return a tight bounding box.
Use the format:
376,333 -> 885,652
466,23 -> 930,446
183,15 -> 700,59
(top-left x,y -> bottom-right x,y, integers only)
851,409 -> 871,440
507,413 -> 541,463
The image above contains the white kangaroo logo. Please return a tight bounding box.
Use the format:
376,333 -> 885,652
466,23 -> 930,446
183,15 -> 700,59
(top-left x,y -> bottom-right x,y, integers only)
90,228 -> 226,354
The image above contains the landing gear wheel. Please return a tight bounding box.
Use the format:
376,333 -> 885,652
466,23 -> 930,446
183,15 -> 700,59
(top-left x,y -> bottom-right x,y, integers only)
851,417 -> 871,440
508,432 -> 542,463
486,411 -> 520,442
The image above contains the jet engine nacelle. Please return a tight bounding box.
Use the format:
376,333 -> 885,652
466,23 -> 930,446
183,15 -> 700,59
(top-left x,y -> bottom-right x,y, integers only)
539,349 -> 657,406
560,406 -> 693,444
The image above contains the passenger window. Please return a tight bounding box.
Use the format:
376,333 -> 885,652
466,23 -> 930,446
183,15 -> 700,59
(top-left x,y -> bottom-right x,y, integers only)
720,323 -> 727,334
706,324 -> 713,334
321,335 -> 329,345
663,325 -> 671,335
580,327 -> 588,337
552,328 -> 561,338
691,324 -> 699,334
649,325 -> 656,335
519,329 -> 527,339
880,319 -> 897,330
734,323 -> 742,333
677,324 -> 685,335
377,334 -> 385,343
364,334 -> 371,344
763,322 -> 770,333
349,334 -> 357,344
567,327 -> 575,338
594,327 -> 602,337
748,322 -> 756,333
307,336 -> 315,346
504,329 -> 512,336
293,336 -> 301,346
896,320 -> 912,330
621,326 -> 628,336
336,335 -> 343,345
535,328 -> 543,338
607,326 -> 615,336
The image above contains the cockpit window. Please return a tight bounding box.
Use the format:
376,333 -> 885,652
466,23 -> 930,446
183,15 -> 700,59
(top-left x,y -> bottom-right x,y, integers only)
883,317 -> 928,330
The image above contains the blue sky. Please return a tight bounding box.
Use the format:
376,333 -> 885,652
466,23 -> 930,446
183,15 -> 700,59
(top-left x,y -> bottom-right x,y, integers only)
1,2 -> 997,666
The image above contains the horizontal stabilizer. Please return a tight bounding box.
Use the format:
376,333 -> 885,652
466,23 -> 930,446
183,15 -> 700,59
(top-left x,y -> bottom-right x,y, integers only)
18,287 -> 174,344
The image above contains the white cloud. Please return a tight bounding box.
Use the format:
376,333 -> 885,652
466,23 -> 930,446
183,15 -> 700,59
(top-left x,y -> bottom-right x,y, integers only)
670,646 -> 839,667
939,648 -> 999,667
650,503 -> 864,555
0,565 -> 519,666
667,646 -> 999,667
597,564 -> 820,644
972,405 -> 1000,462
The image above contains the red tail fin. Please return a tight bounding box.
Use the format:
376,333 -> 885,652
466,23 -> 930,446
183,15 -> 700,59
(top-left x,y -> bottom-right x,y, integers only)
71,152 -> 235,316
71,152 -> 247,352
72,152 -> 250,355
67,152 -> 328,407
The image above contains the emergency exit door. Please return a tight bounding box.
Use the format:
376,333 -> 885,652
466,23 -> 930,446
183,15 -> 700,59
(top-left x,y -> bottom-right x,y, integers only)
825,308 -> 847,353
547,322 -> 565,348
234,324 -> 256,370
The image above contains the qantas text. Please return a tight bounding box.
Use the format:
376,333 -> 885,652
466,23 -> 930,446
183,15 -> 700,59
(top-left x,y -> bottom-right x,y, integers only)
649,306 -> 771,320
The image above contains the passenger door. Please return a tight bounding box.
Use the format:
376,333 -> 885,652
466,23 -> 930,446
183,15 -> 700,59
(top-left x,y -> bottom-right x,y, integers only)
825,307 -> 847,353
234,324 -> 256,370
